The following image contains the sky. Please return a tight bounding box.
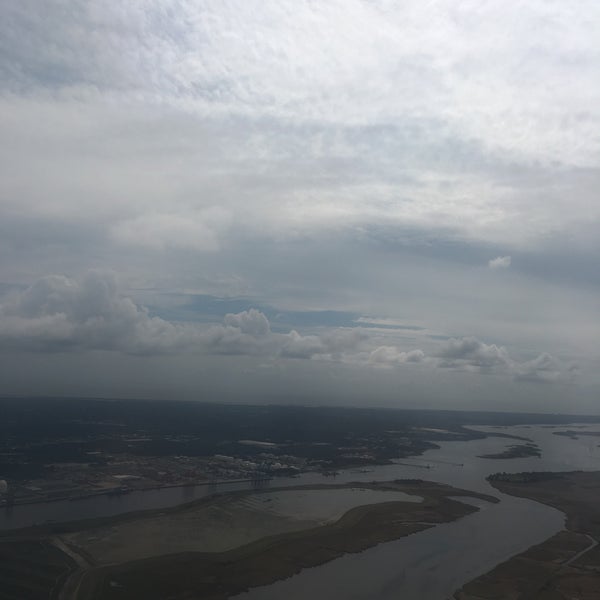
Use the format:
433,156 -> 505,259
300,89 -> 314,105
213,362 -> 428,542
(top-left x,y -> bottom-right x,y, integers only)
1,1 -> 599,413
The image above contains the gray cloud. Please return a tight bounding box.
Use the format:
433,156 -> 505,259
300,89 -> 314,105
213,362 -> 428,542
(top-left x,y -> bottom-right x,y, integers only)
488,256 -> 511,269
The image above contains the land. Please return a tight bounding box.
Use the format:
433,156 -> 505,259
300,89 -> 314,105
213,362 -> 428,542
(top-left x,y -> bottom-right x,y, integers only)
2,398 -> 596,508
32,480 -> 495,600
455,471 -> 600,599
478,442 -> 541,460
0,398 -> 495,507
59,485 -> 425,565
3,399 -> 600,599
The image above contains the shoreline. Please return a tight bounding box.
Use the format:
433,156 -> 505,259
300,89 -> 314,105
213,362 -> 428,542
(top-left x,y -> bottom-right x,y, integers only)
0,476 -> 274,510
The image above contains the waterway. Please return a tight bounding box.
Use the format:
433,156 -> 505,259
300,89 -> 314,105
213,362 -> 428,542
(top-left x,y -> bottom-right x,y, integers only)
2,423 -> 600,599
235,424 -> 600,600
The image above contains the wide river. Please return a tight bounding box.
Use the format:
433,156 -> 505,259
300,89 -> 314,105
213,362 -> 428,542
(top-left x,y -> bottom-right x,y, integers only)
3,423 -> 600,599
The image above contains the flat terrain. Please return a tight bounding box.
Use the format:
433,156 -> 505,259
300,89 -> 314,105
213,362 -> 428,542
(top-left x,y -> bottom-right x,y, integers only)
55,480 -> 496,600
63,486 -> 419,564
456,471 -> 600,599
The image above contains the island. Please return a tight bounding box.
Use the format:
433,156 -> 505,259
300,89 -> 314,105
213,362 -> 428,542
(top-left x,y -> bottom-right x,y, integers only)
477,442 -> 541,459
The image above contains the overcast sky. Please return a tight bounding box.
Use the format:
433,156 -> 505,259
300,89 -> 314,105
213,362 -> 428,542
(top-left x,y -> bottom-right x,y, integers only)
1,1 -> 599,413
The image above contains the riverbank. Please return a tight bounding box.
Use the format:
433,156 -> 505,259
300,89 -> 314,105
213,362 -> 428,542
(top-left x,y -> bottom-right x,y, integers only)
455,471 -> 600,599
0,477 -> 277,509
58,480 -> 496,600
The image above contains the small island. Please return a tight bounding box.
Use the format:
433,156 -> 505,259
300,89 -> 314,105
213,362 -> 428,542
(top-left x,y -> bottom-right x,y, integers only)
478,443 -> 541,460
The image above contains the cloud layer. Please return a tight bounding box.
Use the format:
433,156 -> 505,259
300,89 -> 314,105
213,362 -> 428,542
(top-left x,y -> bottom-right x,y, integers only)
0,2 -> 598,407
0,272 -> 367,361
0,273 -> 573,386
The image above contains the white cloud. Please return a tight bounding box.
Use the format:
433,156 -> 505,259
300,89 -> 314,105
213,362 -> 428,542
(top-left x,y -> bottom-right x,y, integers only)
436,336 -> 573,383
0,271 -> 192,354
488,256 -> 512,269
0,272 -> 580,389
223,308 -> 270,336
512,353 -> 563,384
369,346 -> 425,367
5,1 -> 600,166
279,328 -> 367,359
437,337 -> 511,369
2,2 -> 600,257
0,273 -> 365,361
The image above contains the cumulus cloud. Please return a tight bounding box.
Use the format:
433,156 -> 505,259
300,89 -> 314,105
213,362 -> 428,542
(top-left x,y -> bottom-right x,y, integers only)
437,337 -> 511,369
369,346 -> 425,367
0,271 -> 192,354
281,328 -> 367,359
280,330 -> 325,359
512,353 -> 563,383
0,271 -> 581,393
223,308 -> 270,336
204,308 -> 280,355
488,256 -> 512,269
0,272 -> 367,361
436,336 -> 573,383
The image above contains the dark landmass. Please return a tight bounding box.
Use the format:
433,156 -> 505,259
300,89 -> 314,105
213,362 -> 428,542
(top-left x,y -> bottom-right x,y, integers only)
1,397 -> 597,506
456,471 -> 600,599
478,442 -> 541,460
43,480 -> 495,600
0,398 -> 484,507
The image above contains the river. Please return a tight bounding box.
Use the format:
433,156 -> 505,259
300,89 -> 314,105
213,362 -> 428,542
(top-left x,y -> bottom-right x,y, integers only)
2,423 -> 600,599
235,424 -> 600,600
